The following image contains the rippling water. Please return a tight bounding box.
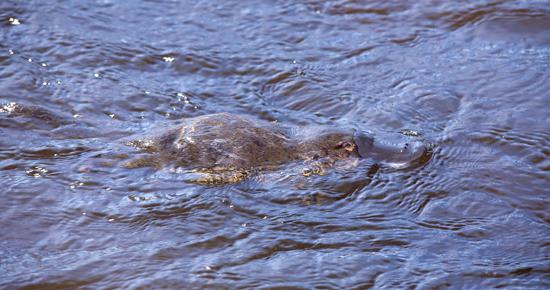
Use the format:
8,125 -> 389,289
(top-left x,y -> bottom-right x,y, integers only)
1,0 -> 549,288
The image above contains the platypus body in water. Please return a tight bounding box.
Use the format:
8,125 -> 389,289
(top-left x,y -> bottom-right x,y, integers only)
126,113 -> 429,184
1,103 -> 430,184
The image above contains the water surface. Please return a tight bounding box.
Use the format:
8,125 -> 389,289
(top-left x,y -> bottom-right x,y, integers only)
1,0 -> 549,288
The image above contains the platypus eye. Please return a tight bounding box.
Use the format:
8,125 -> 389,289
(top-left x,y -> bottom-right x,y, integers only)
337,141 -> 356,152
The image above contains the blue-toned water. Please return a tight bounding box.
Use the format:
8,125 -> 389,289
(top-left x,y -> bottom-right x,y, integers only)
1,0 -> 549,288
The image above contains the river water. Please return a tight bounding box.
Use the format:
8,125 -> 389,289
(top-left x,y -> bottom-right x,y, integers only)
1,0 -> 549,289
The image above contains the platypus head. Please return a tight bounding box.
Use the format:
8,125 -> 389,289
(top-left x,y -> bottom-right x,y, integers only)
296,127 -> 430,171
297,128 -> 360,161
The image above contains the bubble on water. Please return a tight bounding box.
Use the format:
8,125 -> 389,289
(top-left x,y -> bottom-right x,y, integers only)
127,194 -> 157,202
162,56 -> 175,62
70,181 -> 85,189
8,18 -> 21,25
400,129 -> 422,137
177,92 -> 190,104
26,166 -> 49,178
0,102 -> 18,114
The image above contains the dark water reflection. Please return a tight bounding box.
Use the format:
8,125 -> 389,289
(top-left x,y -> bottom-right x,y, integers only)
1,0 -> 549,288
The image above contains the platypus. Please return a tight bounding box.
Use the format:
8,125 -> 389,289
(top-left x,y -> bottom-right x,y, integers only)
125,113 -> 428,184
1,103 -> 429,184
